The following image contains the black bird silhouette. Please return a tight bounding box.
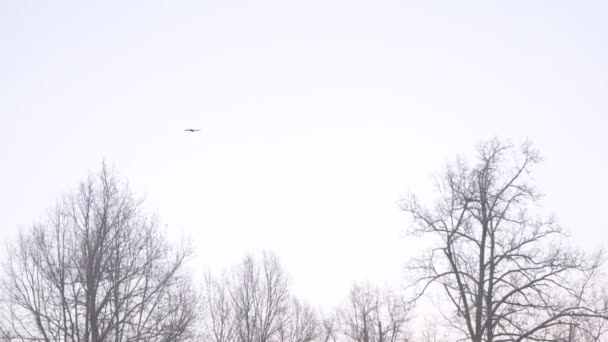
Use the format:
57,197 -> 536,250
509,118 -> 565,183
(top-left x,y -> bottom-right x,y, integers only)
184,129 -> 200,132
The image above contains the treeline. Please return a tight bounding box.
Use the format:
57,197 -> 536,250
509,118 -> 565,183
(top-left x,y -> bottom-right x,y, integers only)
200,252 -> 409,342
1,139 -> 607,342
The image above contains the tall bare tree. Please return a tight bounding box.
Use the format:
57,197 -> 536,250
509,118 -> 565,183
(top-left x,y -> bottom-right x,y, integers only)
550,280 -> 608,342
319,312 -> 339,342
230,252 -> 290,342
278,297 -> 319,342
401,139 -> 608,342
203,251 -> 300,342
338,282 -> 410,342
420,318 -> 440,342
0,165 -> 197,342
202,271 -> 238,342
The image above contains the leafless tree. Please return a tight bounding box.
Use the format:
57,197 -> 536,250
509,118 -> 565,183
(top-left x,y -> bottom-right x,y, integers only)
0,164 -> 198,342
550,279 -> 608,342
278,297 -> 319,342
338,282 -> 410,342
401,139 -> 608,342
202,251 -> 297,342
202,271 -> 238,342
230,252 -> 290,342
420,317 -> 441,342
319,312 -> 339,342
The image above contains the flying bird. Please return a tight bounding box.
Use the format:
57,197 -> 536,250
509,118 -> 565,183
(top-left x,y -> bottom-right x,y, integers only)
184,129 -> 200,132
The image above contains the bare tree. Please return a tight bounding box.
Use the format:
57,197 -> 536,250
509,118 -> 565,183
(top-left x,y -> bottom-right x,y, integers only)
0,164 -> 198,342
401,139 -> 608,342
420,318 -> 440,342
201,251 -> 291,342
230,252 -> 290,342
278,297 -> 319,342
202,252 -> 325,342
338,282 -> 410,342
319,312 -> 339,342
550,280 -> 608,342
202,271 -> 238,342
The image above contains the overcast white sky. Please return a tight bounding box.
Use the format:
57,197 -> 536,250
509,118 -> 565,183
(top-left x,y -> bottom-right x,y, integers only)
1,1 -> 607,311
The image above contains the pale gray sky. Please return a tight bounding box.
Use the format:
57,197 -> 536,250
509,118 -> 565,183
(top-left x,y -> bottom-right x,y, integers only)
1,1 -> 607,310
